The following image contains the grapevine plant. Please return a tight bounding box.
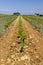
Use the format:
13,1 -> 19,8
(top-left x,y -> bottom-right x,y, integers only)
18,17 -> 26,53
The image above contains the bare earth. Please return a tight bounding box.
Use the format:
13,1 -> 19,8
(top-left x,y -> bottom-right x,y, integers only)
0,16 -> 43,65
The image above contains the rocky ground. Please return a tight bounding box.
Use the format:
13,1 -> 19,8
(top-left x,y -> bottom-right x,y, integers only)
0,16 -> 43,65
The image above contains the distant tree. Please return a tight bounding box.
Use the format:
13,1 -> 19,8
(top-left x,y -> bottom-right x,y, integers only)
13,12 -> 20,15
39,15 -> 43,16
35,13 -> 43,16
35,13 -> 40,16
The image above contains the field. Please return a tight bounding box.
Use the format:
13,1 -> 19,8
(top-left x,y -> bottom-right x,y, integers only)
23,15 -> 43,35
0,14 -> 17,37
0,15 -> 43,65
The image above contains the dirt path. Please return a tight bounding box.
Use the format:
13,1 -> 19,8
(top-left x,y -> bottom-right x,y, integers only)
0,17 -> 19,64
0,16 -> 31,65
21,17 -> 43,65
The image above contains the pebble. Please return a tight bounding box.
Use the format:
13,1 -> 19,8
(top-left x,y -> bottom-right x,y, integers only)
29,43 -> 32,45
29,35 -> 33,39
18,59 -> 20,61
12,42 -> 15,46
11,55 -> 15,58
1,59 -> 5,64
36,39 -> 39,42
7,58 -> 11,63
37,46 -> 40,49
36,55 -> 39,58
24,45 -> 28,48
21,55 -> 30,61
1,59 -> 4,62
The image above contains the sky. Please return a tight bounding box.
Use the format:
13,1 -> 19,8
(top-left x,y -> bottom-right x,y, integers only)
0,0 -> 43,15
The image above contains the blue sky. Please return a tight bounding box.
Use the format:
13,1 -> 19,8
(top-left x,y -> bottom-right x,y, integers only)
0,0 -> 43,14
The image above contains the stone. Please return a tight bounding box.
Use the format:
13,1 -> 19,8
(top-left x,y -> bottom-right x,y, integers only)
7,58 -> 11,63
36,55 -> 39,58
11,55 -> 15,58
1,59 -> 5,64
36,39 -> 39,42
24,45 -> 28,48
1,59 -> 5,62
29,35 -> 32,39
12,42 -> 15,46
21,55 -> 30,61
29,43 -> 32,45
